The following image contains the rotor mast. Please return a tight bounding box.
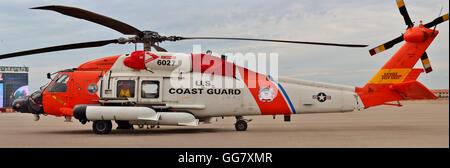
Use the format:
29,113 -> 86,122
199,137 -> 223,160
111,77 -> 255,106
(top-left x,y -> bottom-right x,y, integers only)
142,31 -> 153,51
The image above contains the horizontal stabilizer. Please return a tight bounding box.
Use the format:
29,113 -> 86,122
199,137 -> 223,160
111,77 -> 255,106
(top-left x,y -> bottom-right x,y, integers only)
391,81 -> 437,100
356,80 -> 437,108
404,68 -> 423,81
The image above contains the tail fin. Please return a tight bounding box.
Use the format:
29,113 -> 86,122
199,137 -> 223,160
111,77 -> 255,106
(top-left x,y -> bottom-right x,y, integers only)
356,25 -> 438,108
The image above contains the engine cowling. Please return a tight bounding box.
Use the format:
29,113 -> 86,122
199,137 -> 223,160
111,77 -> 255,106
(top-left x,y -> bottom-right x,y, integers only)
123,51 -> 191,72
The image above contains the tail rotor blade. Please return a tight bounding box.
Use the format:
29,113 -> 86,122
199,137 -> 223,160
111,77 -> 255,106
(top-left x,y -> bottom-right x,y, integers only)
369,35 -> 404,56
420,52 -> 433,73
396,0 -> 414,28
424,13 -> 449,28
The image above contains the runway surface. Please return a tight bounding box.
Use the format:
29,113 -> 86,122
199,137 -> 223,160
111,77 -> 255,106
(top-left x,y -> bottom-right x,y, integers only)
0,100 -> 448,147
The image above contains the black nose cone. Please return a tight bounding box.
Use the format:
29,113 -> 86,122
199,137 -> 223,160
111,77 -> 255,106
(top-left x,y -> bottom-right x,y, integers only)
12,98 -> 30,113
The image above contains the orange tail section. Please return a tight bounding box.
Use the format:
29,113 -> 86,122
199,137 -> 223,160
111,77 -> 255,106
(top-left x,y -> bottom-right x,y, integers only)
356,25 -> 438,108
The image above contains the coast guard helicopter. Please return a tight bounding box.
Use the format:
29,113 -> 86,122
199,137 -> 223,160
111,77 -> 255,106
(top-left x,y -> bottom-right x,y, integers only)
1,1 -> 447,134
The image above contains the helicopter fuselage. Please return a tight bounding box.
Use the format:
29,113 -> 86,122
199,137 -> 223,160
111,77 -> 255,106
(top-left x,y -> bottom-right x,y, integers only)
16,51 -> 363,125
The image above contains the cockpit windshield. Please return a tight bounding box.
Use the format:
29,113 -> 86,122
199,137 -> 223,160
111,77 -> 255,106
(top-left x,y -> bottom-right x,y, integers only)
46,74 -> 70,92
55,74 -> 69,83
29,90 -> 43,105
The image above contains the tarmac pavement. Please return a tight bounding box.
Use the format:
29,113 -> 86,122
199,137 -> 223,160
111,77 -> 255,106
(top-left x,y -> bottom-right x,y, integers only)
0,100 -> 447,147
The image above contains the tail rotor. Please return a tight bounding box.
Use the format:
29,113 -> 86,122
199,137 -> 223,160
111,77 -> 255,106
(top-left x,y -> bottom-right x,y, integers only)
369,0 -> 449,73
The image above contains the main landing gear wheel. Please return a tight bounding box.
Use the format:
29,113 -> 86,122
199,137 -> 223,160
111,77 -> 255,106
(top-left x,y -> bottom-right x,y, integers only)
93,120 -> 112,134
115,120 -> 133,130
235,116 -> 252,131
235,120 -> 248,131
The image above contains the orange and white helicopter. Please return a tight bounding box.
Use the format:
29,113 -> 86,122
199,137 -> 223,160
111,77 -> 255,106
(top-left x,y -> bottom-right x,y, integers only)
1,1 -> 448,134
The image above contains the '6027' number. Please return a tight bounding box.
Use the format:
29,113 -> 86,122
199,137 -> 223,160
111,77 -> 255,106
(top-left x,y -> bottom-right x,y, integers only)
157,60 -> 175,66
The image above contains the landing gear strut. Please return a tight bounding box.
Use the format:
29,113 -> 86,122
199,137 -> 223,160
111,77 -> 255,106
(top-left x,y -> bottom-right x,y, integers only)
92,120 -> 112,134
234,116 -> 251,131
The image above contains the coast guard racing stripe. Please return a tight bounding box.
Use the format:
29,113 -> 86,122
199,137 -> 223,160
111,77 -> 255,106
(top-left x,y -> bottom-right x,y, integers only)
238,67 -> 296,115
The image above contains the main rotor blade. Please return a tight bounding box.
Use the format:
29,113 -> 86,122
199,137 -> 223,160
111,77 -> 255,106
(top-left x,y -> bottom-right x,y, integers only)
369,34 -> 404,56
178,37 -> 368,48
152,45 -> 168,52
31,5 -> 144,36
396,0 -> 414,28
424,13 -> 449,28
0,39 -> 119,59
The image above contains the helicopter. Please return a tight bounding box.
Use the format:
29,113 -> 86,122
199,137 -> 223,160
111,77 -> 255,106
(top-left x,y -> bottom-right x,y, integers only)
0,0 -> 447,134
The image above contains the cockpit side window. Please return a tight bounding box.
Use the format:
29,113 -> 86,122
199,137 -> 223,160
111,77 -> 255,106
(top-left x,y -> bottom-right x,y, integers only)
47,74 -> 69,92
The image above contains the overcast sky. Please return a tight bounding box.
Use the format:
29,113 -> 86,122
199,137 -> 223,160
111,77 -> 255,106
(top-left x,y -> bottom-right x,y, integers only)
0,0 -> 448,92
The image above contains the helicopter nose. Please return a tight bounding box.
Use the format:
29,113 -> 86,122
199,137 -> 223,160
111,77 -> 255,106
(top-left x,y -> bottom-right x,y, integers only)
12,97 -> 31,113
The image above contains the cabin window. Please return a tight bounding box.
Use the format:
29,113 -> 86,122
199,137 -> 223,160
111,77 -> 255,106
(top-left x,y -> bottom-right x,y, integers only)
141,81 -> 159,98
48,74 -> 69,92
117,80 -> 135,98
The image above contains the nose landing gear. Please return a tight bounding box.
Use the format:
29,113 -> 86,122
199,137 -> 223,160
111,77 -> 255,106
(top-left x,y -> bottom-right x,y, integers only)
64,116 -> 72,122
33,114 -> 40,121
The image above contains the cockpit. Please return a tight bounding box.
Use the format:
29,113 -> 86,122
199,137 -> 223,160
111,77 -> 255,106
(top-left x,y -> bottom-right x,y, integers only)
47,74 -> 70,92
12,71 -> 70,115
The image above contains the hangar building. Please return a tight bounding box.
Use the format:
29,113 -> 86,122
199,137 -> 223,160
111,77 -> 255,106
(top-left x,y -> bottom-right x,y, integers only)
0,66 -> 29,112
